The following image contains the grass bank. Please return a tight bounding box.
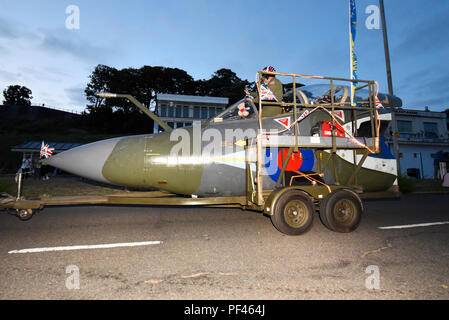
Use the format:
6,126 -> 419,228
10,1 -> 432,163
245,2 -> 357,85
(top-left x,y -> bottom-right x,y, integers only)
0,175 -> 134,199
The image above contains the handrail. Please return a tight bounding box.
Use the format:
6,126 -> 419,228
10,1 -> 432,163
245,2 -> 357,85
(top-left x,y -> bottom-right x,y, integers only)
252,70 -> 381,205
96,92 -> 171,131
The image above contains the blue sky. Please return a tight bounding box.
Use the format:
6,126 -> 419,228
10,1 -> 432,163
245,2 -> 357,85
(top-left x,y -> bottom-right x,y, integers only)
0,0 -> 448,112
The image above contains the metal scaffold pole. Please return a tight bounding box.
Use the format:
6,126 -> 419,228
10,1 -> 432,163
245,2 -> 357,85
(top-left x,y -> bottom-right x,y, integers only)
379,0 -> 394,96
379,0 -> 401,177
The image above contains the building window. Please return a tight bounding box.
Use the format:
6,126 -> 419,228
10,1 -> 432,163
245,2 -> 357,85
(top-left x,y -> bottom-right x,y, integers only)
397,120 -> 412,133
424,122 -> 438,139
201,107 -> 208,119
214,107 -> 223,117
168,105 -> 174,118
193,106 -> 200,119
183,106 -> 190,118
160,104 -> 167,117
184,122 -> 192,127
175,105 -> 182,118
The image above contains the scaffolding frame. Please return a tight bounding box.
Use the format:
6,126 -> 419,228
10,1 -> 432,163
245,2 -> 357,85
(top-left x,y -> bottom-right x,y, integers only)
249,71 -> 381,206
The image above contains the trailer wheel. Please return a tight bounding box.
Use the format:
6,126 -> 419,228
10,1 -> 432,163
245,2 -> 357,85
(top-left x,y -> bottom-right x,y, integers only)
319,189 -> 363,233
16,209 -> 33,221
271,190 -> 314,235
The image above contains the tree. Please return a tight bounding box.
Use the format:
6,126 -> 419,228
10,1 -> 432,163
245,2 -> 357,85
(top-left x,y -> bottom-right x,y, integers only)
2,85 -> 33,106
83,64 -> 251,133
85,64 -> 196,116
85,64 -> 118,104
197,68 -> 251,104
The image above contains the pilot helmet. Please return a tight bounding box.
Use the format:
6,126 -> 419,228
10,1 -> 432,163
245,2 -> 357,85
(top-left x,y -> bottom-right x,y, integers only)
262,66 -> 276,79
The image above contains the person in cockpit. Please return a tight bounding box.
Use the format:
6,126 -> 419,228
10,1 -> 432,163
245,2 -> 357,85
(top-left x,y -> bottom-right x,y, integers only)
243,66 -> 284,117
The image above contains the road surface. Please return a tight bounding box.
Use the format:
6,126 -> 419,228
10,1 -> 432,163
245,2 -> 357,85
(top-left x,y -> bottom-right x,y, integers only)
0,194 -> 448,300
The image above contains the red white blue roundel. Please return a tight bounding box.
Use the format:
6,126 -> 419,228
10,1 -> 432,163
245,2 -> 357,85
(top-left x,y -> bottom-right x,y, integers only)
264,148 -> 315,182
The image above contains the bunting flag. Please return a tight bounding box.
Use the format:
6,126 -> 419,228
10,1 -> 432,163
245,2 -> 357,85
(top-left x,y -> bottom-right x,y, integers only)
259,84 -> 278,101
274,116 -> 291,129
375,81 -> 384,109
255,72 -> 278,101
349,0 -> 358,107
375,96 -> 384,109
297,109 -> 310,122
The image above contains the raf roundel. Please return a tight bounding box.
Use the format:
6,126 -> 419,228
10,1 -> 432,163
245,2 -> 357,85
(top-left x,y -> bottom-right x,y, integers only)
264,149 -> 315,183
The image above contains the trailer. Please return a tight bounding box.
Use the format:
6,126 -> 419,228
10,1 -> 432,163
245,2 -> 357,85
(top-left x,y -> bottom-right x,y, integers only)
1,71 -> 393,235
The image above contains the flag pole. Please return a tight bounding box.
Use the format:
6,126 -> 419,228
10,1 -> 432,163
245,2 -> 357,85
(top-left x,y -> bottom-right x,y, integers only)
379,0 -> 401,179
349,0 -> 353,105
379,0 -> 394,95
349,0 -> 357,107
349,0 -> 400,180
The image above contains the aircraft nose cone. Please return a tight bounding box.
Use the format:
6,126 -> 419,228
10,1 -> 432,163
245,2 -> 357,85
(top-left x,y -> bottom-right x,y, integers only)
45,137 -> 122,183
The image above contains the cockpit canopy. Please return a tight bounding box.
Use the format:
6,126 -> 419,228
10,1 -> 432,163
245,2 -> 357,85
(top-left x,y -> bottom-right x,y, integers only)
214,98 -> 258,121
213,83 -> 402,122
284,84 -> 402,108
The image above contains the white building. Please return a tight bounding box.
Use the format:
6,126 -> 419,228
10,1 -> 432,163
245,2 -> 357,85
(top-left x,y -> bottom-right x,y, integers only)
385,107 -> 449,179
153,94 -> 229,132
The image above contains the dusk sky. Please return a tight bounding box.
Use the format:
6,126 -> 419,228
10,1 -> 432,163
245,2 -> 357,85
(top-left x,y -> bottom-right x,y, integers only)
0,0 -> 448,112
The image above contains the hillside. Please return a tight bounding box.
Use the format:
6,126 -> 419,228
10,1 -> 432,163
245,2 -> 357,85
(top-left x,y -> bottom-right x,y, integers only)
0,105 -> 143,173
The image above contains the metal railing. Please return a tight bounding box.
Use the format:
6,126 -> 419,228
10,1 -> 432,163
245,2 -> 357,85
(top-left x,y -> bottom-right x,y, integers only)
37,104 -> 84,115
251,70 -> 381,206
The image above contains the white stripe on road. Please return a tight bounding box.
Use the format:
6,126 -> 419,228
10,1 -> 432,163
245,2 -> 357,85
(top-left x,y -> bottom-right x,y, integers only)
379,221 -> 449,230
8,241 -> 162,254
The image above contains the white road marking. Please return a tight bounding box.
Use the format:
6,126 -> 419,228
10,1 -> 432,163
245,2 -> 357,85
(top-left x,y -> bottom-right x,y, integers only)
8,241 -> 162,254
378,221 -> 449,230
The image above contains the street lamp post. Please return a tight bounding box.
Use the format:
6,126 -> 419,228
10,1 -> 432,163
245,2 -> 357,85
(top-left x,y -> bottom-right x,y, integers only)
379,0 -> 394,96
379,0 -> 401,178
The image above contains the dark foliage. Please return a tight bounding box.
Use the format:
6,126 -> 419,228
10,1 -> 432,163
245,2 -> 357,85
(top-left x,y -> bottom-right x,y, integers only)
84,65 -> 251,133
2,85 -> 33,106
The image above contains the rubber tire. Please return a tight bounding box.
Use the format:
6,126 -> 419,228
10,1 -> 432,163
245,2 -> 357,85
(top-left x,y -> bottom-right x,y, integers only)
17,209 -> 33,221
319,189 -> 363,233
271,190 -> 314,236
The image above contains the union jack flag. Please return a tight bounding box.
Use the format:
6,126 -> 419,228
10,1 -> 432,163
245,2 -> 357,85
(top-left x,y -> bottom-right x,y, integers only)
40,141 -> 54,159
259,84 -> 277,101
374,82 -> 384,109
297,109 -> 310,122
375,96 -> 384,109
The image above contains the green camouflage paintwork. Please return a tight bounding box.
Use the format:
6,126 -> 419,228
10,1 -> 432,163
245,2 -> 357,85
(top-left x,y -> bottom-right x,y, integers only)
101,110 -> 396,197
102,129 -> 204,195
